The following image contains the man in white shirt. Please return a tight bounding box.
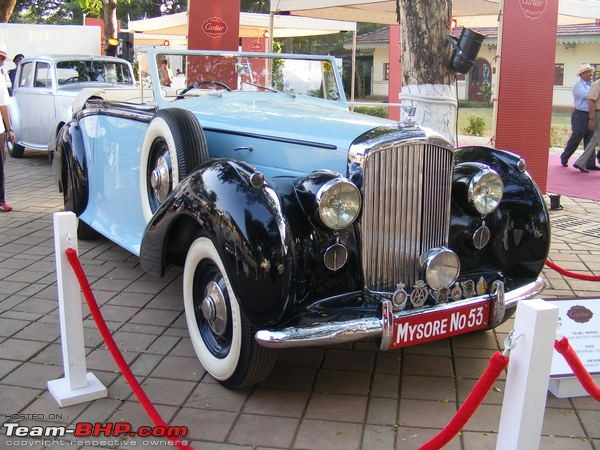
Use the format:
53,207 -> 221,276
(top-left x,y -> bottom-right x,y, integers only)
0,43 -> 15,212
574,78 -> 600,172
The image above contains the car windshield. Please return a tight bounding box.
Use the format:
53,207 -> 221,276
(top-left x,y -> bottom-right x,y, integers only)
137,50 -> 343,103
57,60 -> 134,85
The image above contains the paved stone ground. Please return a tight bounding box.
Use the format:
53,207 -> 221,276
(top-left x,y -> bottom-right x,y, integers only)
1,151 -> 599,450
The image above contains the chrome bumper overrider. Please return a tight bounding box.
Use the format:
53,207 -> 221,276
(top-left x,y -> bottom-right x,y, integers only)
255,278 -> 545,350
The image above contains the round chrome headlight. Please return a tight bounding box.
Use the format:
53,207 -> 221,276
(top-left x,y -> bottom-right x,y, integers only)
316,178 -> 361,230
421,247 -> 460,291
468,168 -> 504,215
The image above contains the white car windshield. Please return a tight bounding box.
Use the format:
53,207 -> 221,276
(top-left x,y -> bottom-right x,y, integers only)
137,50 -> 343,103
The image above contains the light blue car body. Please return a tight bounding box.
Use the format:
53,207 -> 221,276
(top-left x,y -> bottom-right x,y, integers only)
76,48 -> 392,255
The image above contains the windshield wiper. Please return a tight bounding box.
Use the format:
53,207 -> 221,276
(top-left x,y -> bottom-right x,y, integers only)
241,80 -> 278,92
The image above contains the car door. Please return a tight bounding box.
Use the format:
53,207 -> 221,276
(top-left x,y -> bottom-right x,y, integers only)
12,60 -> 55,149
29,61 -> 56,148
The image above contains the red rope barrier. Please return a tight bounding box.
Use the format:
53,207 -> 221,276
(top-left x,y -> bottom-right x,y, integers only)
65,248 -> 193,450
554,337 -> 600,401
418,351 -> 509,450
545,259 -> 600,282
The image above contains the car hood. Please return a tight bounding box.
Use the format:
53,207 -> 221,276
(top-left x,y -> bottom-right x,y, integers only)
170,92 -> 397,150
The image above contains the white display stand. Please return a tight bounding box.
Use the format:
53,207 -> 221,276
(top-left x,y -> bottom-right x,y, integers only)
547,298 -> 600,398
496,299 -> 559,450
48,212 -> 107,407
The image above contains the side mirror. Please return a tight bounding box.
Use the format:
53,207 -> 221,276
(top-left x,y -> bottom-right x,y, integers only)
448,28 -> 485,74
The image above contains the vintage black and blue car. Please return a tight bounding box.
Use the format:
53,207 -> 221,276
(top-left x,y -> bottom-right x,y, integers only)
53,47 -> 550,388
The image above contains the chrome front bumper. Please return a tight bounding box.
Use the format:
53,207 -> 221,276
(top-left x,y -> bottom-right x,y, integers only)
255,278 -> 545,350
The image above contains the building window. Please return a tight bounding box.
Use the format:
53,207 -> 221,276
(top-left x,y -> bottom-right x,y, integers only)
554,64 -> 564,86
384,63 -> 389,80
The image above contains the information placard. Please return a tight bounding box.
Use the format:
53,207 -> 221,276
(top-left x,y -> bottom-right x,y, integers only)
547,298 -> 600,398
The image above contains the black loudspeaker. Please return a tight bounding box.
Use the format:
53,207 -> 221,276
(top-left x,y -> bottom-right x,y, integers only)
448,28 -> 485,74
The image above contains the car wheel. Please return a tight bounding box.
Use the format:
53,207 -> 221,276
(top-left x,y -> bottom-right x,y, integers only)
7,140 -> 25,158
140,108 -> 208,222
183,237 -> 277,389
61,167 -> 99,240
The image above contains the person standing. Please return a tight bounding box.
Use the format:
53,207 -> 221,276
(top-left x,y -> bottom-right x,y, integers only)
560,64 -> 597,169
158,59 -> 172,87
573,78 -> 600,172
0,44 -> 15,212
8,53 -> 24,95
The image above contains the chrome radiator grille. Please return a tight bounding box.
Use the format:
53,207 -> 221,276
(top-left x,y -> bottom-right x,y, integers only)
360,142 -> 454,292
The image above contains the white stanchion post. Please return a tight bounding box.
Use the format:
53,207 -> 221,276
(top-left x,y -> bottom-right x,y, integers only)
48,212 -> 107,407
496,298 -> 558,450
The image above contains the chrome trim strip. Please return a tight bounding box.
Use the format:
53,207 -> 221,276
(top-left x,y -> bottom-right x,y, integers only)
254,278 -> 545,349
203,128 -> 338,150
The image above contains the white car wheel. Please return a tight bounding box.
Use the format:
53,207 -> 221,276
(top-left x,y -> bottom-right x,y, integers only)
183,237 -> 277,388
139,109 -> 208,222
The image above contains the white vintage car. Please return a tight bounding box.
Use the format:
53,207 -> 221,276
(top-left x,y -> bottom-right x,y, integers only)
8,54 -> 136,157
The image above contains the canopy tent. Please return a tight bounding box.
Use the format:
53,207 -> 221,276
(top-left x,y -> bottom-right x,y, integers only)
126,11 -> 356,47
270,0 -> 600,26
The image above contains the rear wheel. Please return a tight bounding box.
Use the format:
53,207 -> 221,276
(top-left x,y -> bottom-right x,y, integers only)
140,109 -> 208,222
183,237 -> 277,389
7,140 -> 25,158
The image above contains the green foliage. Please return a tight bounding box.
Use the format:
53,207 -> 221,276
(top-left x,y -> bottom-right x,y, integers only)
458,100 -> 489,108
240,0 -> 269,13
478,83 -> 493,107
353,105 -> 388,118
10,0 -> 273,27
11,0 -> 81,23
464,115 -> 486,136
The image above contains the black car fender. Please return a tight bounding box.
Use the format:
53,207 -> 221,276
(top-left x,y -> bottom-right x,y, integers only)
54,120 -> 89,216
451,145 -> 551,287
139,159 -> 295,326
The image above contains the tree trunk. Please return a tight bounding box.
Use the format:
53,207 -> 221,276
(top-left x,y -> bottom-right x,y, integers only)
103,0 -> 118,55
397,0 -> 457,144
0,0 -> 16,22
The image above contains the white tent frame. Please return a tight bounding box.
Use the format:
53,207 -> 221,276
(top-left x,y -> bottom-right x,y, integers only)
126,11 -> 356,47
270,0 -> 600,25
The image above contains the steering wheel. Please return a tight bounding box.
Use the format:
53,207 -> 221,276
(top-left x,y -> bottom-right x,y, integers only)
179,80 -> 232,96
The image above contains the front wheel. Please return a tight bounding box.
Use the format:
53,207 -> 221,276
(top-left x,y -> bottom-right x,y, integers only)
183,237 -> 277,389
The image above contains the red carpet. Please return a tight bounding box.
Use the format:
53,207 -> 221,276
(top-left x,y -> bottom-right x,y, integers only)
546,154 -> 600,201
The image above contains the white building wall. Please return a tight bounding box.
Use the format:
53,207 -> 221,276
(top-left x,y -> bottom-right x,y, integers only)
370,41 -> 599,108
372,47 -> 389,97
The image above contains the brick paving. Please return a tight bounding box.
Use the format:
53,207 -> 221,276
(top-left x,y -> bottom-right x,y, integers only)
1,151 -> 599,450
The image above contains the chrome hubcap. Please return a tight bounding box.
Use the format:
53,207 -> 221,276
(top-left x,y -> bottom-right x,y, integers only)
150,153 -> 172,203
201,280 -> 228,336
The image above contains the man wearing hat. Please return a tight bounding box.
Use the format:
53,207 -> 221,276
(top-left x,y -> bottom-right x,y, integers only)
574,76 -> 600,172
0,42 -> 15,212
560,63 -> 599,170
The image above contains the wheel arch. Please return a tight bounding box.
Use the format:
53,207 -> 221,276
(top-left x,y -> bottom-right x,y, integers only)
55,121 -> 89,216
140,159 -> 295,328
451,145 -> 551,287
